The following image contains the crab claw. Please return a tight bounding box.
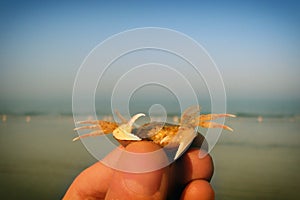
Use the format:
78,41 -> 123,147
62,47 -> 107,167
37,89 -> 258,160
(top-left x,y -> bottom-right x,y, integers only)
173,126 -> 197,160
112,113 -> 145,141
199,113 -> 236,131
171,105 -> 200,160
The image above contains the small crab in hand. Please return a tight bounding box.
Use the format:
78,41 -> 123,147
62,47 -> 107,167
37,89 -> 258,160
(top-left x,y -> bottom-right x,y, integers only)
73,105 -> 235,160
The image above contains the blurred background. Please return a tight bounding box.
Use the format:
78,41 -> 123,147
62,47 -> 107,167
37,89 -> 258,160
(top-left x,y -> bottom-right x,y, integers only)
0,0 -> 299,199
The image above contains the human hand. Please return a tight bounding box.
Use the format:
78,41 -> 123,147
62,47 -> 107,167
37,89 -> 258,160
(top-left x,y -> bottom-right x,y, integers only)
63,141 -> 214,200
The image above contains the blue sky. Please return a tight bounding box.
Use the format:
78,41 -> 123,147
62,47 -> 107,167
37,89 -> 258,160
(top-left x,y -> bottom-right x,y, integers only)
0,0 -> 299,114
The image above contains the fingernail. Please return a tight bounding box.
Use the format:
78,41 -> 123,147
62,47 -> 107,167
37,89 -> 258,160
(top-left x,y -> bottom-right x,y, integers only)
123,170 -> 163,195
198,149 -> 208,158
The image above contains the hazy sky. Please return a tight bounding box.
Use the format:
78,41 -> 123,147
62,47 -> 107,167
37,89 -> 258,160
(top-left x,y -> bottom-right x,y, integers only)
0,0 -> 299,113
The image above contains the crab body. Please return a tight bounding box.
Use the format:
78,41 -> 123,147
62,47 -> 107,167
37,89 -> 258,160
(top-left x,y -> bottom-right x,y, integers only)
73,106 -> 235,160
133,122 -> 178,145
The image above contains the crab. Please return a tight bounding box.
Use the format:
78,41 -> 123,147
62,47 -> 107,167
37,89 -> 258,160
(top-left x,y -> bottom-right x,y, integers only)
73,105 -> 235,160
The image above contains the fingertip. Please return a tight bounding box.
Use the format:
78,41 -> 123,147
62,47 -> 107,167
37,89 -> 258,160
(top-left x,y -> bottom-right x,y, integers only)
175,149 -> 214,185
181,180 -> 214,200
125,141 -> 162,153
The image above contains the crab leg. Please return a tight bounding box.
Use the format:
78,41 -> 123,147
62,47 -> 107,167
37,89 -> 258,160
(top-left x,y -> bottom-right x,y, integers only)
115,110 -> 128,124
180,105 -> 200,127
199,113 -> 236,131
72,130 -> 104,141
73,120 -> 119,141
76,120 -> 100,125
73,125 -> 100,131
200,113 -> 236,121
200,121 -> 233,131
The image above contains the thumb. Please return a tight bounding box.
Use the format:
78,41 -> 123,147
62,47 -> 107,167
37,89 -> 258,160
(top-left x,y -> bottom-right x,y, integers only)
105,141 -> 170,200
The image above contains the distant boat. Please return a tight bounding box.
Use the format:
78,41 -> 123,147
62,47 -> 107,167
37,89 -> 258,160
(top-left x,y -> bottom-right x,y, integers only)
26,116 -> 31,123
2,114 -> 7,122
257,116 -> 263,123
173,115 -> 179,123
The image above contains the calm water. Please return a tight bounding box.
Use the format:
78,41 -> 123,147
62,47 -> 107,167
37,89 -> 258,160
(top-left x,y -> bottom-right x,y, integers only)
211,117 -> 300,200
0,115 -> 299,199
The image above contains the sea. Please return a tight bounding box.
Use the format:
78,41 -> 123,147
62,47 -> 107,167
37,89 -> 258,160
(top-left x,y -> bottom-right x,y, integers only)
0,100 -> 299,199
